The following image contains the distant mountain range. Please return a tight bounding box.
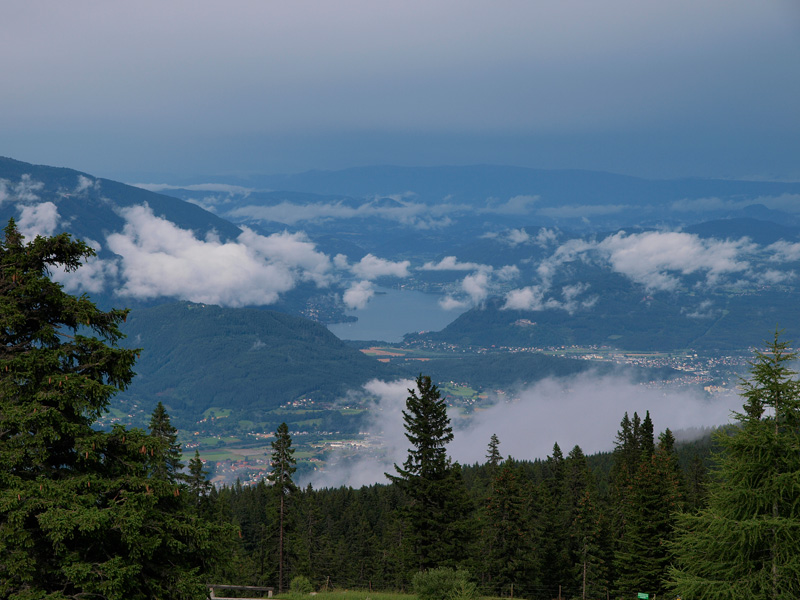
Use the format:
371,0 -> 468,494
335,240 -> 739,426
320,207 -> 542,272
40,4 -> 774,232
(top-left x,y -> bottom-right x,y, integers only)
0,156 -> 241,248
4,156 -> 800,424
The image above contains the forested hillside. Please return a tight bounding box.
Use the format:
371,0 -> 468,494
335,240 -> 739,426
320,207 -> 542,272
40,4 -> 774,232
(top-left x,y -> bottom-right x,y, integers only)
4,216 -> 800,600
119,302 -> 398,419
212,412 -> 714,599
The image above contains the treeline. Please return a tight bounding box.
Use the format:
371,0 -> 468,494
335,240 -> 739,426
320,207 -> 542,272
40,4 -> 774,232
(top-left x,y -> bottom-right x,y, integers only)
207,339 -> 800,599
5,222 -> 800,599
208,411 -> 710,599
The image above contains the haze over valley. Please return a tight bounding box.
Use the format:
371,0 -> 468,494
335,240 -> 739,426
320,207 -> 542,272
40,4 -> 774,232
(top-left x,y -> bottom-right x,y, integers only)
2,0 -> 799,487
1,156 -> 796,486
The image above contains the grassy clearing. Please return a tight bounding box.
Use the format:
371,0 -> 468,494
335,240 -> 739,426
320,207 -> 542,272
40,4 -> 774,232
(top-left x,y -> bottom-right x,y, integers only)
276,592 -> 414,600
202,407 -> 232,419
440,383 -> 477,397
275,591 -> 509,600
198,449 -> 246,461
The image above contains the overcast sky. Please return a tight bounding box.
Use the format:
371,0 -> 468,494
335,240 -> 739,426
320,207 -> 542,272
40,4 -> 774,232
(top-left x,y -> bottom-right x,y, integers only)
2,1 -> 799,182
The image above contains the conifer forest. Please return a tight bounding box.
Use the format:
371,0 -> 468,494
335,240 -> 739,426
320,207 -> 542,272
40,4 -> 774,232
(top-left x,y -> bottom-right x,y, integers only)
3,224 -> 800,600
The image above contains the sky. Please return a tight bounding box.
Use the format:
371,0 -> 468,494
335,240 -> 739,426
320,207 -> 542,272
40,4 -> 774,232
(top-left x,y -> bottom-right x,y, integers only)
2,0 -> 799,182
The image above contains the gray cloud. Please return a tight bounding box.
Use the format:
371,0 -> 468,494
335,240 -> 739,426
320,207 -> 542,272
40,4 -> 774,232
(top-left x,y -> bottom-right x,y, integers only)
311,378 -> 414,489
134,183 -> 254,195
420,256 -> 486,271
537,204 -> 632,219
227,198 -> 465,229
3,1 -> 797,179
481,195 -> 540,215
484,227 -> 559,247
437,262 -> 520,309
532,230 -> 756,294
500,229 -> 800,313
671,194 -> 800,214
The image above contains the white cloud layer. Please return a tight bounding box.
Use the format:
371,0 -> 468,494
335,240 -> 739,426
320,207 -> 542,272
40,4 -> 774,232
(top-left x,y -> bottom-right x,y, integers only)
350,253 -> 410,280
103,204 -> 333,306
228,198 -> 466,229
45,202 -> 418,309
311,372 -> 742,488
420,256 -> 486,271
343,280 -> 375,310
16,201 -> 60,239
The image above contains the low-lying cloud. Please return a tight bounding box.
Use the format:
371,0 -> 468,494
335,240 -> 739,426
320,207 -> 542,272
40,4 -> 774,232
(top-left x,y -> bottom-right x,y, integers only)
17,201 -> 60,239
429,257 -> 521,309
106,205 -> 307,306
671,194 -> 800,214
502,228 -> 791,313
343,280 -> 375,310
47,202 -> 415,310
227,197 -> 468,229
310,372 -> 742,488
350,253 -> 411,280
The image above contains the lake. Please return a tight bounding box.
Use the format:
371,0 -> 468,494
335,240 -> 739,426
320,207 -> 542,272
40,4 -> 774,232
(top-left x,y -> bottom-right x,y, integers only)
327,286 -> 466,342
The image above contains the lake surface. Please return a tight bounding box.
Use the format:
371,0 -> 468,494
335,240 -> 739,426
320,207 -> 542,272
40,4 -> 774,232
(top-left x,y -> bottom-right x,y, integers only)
327,286 -> 466,342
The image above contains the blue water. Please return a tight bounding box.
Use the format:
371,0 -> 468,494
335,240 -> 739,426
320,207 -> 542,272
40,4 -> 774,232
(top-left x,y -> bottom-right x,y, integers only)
327,286 -> 466,342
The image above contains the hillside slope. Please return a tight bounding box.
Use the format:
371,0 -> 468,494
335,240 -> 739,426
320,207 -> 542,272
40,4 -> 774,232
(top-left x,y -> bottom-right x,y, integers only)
118,302 -> 397,420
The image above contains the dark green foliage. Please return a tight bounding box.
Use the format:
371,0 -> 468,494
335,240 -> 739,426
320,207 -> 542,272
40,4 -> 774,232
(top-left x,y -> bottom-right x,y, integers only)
389,375 -> 474,572
0,220 -> 230,599
120,302 -> 396,420
562,446 -> 610,599
290,574 -> 313,594
482,459 -> 535,596
413,567 -> 477,600
148,401 -> 184,482
614,435 -> 683,597
485,433 -> 503,468
213,400 -> 773,599
187,449 -> 213,501
421,283 -> 800,352
395,351 -> 625,390
670,332 -> 800,598
269,422 -> 297,593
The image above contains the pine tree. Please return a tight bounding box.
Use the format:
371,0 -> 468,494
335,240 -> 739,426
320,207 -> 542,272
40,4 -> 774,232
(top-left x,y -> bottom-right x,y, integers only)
670,331 -> 800,598
267,422 -> 296,593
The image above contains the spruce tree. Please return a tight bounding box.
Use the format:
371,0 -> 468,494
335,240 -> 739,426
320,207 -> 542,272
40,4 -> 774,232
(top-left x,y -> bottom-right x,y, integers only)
483,459 -> 534,596
538,443 -> 569,597
486,433 -> 503,468
0,220 -> 226,599
388,374 -> 472,571
614,426 -> 683,598
186,449 -> 212,501
563,445 -> 609,600
268,422 -> 296,593
670,331 -> 800,598
148,401 -> 184,482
